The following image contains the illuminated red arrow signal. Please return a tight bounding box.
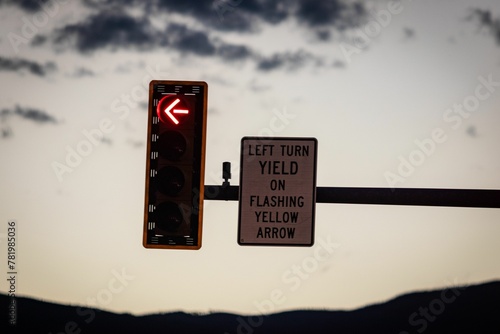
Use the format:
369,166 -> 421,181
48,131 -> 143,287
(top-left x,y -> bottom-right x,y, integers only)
164,98 -> 189,125
157,96 -> 190,125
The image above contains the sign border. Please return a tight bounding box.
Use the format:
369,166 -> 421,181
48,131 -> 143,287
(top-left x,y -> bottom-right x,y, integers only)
237,136 -> 318,247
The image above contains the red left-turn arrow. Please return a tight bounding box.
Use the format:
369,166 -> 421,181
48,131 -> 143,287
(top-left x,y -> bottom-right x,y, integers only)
164,98 -> 189,125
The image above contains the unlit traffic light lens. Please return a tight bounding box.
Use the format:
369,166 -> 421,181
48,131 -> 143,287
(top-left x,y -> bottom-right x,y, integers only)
157,166 -> 185,196
158,131 -> 187,161
155,202 -> 183,232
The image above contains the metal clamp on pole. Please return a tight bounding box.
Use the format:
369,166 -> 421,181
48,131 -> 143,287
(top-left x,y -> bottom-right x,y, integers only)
222,161 -> 231,187
204,162 -> 239,201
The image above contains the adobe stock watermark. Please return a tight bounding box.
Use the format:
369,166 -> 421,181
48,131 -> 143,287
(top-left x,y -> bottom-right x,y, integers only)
225,235 -> 340,334
339,0 -> 411,63
384,74 -> 499,188
51,64 -> 169,182
399,278 -> 469,334
6,0 -> 73,54
47,267 -> 135,334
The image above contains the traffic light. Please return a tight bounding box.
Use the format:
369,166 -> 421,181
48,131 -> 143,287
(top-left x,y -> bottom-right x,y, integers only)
143,80 -> 207,250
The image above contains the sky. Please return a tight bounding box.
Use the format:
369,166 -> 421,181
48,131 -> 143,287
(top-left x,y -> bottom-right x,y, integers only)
1,0 -> 500,318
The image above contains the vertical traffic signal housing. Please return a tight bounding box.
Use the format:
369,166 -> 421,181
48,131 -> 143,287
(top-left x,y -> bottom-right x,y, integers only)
143,81 -> 207,250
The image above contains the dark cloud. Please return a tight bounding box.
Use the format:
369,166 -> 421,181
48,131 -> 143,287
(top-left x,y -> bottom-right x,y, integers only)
258,54 -> 287,71
296,0 -> 365,29
470,8 -> 494,27
79,0 -> 366,33
0,105 -> 59,124
0,56 -> 56,76
155,0 -> 213,16
0,0 -> 41,12
168,23 -> 216,56
152,0 -> 366,33
469,8 -> 500,44
31,35 -> 48,47
38,10 -> 251,61
40,11 -> 256,62
49,11 -> 162,52
7,0 -> 368,38
203,0 -> 366,32
83,0 -> 138,8
166,23 -> 254,60
257,50 -> 318,71
26,1 -> 368,72
158,0 -> 256,32
224,0 -> 290,25
296,0 -> 345,27
316,30 -> 331,41
80,0 -> 255,32
217,43 -> 253,61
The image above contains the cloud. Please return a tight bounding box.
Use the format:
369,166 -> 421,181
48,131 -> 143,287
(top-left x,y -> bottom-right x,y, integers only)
469,8 -> 500,44
79,0 -> 257,32
256,50 -> 320,71
216,43 -> 253,61
49,10 -> 162,52
466,125 -> 478,138
0,0 -> 42,12
167,23 -> 216,56
403,27 -> 415,40
315,30 -> 331,41
7,0 -> 368,44
162,0 -> 365,33
28,1 -> 367,72
0,125 -> 13,139
155,0 -> 256,32
79,0 -> 367,35
38,10 -> 256,62
39,10 -> 253,62
331,59 -> 346,68
470,8 -> 494,26
71,67 -> 95,77
213,0 -> 290,29
0,56 -> 56,76
0,105 -> 59,124
295,0 -> 366,29
164,22 -> 255,61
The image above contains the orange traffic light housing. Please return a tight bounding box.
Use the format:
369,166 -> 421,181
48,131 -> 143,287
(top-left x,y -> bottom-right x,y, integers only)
143,81 -> 207,250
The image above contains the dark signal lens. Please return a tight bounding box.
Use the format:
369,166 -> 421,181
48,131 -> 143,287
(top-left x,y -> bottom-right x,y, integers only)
157,166 -> 185,196
158,131 -> 187,161
155,202 -> 183,232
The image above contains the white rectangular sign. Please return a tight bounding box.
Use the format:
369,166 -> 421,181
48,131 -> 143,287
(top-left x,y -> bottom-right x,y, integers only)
238,137 -> 317,246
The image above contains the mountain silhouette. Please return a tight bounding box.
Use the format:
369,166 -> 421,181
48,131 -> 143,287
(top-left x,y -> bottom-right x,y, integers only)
1,280 -> 499,333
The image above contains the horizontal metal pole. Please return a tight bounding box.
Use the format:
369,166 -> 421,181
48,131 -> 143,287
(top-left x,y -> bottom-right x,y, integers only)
204,185 -> 239,201
315,187 -> 500,208
204,186 -> 500,208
